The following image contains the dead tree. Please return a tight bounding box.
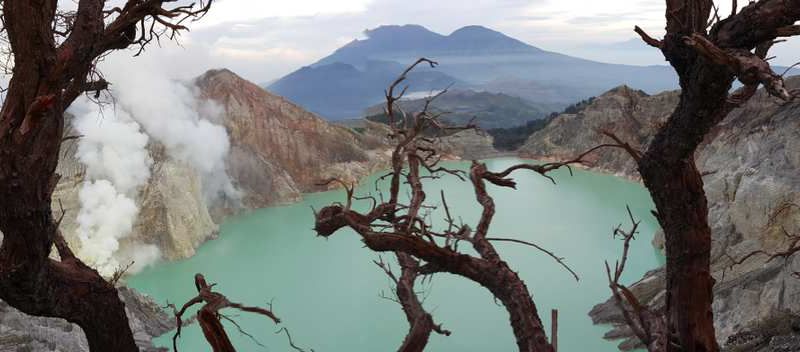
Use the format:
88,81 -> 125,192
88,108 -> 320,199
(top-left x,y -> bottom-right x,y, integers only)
169,274 -> 281,352
314,58 -> 589,352
0,1 -> 211,351
619,2 -> 800,351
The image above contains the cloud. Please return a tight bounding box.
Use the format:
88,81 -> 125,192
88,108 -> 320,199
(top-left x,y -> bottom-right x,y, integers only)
69,0 -> 800,85
168,0 -> 554,82
213,47 -> 311,62
196,0 -> 374,27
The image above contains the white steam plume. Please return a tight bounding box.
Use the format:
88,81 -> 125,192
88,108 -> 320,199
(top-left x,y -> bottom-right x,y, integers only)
73,105 -> 154,277
70,53 -> 238,276
102,58 -> 239,202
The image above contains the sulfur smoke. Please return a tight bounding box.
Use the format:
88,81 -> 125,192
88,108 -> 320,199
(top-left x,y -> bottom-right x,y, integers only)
73,104 -> 156,276
70,55 -> 237,277
103,57 -> 238,202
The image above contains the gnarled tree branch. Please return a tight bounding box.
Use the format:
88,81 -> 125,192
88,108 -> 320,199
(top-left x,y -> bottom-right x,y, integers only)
170,274 -> 281,352
313,59 -> 576,352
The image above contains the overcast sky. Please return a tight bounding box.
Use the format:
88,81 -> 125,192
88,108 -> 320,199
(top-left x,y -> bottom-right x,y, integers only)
107,0 -> 800,84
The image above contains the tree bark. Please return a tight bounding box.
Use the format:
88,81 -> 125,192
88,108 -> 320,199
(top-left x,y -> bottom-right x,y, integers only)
0,10 -> 140,348
626,1 -> 800,350
170,273 -> 281,352
637,62 -> 733,352
0,1 -> 212,350
394,253 -> 439,352
321,218 -> 555,352
198,310 -> 236,352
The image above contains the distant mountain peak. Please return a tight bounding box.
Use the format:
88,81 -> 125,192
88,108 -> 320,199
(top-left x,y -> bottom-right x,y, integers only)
446,25 -> 540,53
364,24 -> 441,38
602,85 -> 651,98
315,24 -> 542,70
199,68 -> 238,79
449,25 -> 500,36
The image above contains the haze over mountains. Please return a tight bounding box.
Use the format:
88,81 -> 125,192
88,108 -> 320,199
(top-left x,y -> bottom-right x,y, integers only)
268,24 -> 679,120
364,89 -> 551,129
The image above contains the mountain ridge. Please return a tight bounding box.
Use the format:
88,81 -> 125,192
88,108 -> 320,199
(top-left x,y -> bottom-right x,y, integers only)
317,24 -> 542,67
268,24 -> 678,120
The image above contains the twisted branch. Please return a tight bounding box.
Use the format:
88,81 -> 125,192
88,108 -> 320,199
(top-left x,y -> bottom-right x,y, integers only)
605,206 -> 667,352
170,274 -> 281,352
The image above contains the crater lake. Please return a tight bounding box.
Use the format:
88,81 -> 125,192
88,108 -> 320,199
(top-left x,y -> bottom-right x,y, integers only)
129,157 -> 663,351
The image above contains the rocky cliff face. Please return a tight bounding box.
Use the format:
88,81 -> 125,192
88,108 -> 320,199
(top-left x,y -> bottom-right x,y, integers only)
520,79 -> 800,349
195,69 -> 392,208
520,86 -> 679,179
50,69 -> 396,264
437,129 -> 501,160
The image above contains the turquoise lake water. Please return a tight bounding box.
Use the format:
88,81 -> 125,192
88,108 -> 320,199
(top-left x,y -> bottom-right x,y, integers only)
128,157 -> 663,351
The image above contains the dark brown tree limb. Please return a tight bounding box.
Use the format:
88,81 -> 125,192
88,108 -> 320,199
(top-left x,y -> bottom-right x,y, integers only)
635,26 -> 664,48
776,25 -> 800,38
713,0 -> 800,49
376,253 -> 451,352
171,274 -> 280,352
683,33 -> 791,100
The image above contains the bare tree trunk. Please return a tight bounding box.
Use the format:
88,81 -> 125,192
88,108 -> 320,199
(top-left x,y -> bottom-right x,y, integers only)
0,1 -> 213,350
198,310 -> 237,352
486,266 -> 553,351
640,160 -> 717,351
0,39 -> 140,352
638,70 -> 733,352
621,1 -> 800,350
169,273 -> 281,352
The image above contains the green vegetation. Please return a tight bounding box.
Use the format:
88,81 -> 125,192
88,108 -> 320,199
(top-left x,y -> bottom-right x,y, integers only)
486,116 -> 556,151
364,89 -> 550,130
487,96 -> 596,151
562,97 -> 596,114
